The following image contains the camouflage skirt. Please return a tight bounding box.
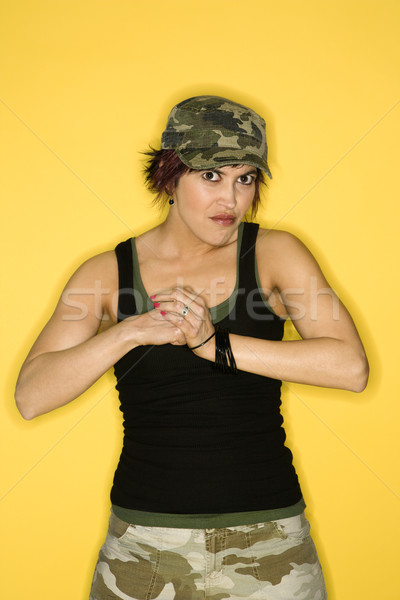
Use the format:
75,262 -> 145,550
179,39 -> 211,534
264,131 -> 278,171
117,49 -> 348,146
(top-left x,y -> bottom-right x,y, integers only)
89,511 -> 327,600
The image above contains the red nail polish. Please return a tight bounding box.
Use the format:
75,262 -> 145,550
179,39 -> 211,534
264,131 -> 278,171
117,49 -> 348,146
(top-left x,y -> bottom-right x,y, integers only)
153,302 -> 160,308
150,294 -> 156,299
160,311 -> 166,316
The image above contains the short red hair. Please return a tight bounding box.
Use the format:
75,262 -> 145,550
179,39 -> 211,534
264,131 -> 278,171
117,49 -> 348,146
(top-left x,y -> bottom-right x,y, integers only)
142,148 -> 266,219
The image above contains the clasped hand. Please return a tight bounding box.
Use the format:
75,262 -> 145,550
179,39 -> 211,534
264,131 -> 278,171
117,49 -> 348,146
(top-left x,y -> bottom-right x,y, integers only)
150,286 -> 215,351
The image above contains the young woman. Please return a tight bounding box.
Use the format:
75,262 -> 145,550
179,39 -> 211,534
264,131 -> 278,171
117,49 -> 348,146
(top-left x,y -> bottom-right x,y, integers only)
15,95 -> 369,599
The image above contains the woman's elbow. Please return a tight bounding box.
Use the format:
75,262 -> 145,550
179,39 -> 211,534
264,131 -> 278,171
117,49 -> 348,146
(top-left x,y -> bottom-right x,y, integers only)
15,398 -> 33,421
17,408 -> 37,421
15,385 -> 40,420
348,353 -> 369,393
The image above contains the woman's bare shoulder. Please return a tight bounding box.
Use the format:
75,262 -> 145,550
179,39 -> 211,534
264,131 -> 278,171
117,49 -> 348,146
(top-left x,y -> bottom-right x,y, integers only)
257,226 -> 303,246
256,227 -> 312,262
255,227 -> 317,292
77,250 -> 119,316
69,250 -> 118,284
256,227 -> 298,260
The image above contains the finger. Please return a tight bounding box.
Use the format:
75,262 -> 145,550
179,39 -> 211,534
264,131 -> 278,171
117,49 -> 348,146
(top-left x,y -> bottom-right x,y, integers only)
148,307 -> 170,320
159,310 -> 186,326
151,287 -> 207,309
153,290 -> 210,322
160,311 -> 194,335
156,300 -> 204,322
126,309 -> 164,323
161,310 -> 204,340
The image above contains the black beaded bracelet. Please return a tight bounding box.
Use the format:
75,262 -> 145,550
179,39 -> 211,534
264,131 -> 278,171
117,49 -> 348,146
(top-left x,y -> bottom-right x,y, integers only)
213,325 -> 237,374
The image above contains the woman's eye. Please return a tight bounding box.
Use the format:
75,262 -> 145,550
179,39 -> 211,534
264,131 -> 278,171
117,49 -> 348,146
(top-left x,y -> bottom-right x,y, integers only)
202,171 -> 219,181
238,175 -> 254,185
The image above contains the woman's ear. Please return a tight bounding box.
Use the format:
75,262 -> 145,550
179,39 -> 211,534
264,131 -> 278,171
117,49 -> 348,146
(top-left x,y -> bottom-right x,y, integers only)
165,181 -> 175,197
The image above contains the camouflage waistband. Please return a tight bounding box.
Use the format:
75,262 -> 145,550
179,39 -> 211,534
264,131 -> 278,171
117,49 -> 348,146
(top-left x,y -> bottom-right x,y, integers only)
90,501 -> 327,599
111,498 -> 306,529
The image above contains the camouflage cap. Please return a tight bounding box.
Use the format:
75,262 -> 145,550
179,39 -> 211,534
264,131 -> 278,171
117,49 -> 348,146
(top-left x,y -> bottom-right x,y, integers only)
161,95 -> 272,178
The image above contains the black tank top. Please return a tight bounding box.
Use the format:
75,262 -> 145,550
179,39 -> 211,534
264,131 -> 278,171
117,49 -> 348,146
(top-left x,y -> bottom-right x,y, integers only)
111,222 -> 302,514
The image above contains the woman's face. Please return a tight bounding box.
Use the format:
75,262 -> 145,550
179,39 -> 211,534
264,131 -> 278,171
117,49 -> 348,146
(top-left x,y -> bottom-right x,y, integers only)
171,164 -> 257,246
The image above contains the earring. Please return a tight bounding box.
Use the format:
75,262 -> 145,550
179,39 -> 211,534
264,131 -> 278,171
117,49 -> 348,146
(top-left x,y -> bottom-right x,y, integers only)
168,197 -> 174,206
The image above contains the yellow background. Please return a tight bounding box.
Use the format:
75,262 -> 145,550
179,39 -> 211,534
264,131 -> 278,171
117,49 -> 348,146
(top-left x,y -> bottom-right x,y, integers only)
1,1 -> 399,598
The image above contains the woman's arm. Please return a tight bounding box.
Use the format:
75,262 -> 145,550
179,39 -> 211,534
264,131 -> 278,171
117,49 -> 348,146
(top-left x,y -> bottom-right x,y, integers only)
196,334 -> 367,392
15,251 -> 184,420
156,231 -> 369,392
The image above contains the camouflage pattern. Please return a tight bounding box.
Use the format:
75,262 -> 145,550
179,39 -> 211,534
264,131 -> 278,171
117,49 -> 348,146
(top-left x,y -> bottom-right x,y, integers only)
161,96 -> 272,178
89,511 -> 327,599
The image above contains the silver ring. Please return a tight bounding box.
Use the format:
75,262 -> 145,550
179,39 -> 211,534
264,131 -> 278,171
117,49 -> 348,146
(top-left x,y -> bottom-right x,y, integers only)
181,305 -> 190,316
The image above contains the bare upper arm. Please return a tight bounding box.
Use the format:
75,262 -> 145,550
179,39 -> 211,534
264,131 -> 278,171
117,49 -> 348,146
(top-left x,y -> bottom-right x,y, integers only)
257,229 -> 365,349
21,250 -> 118,366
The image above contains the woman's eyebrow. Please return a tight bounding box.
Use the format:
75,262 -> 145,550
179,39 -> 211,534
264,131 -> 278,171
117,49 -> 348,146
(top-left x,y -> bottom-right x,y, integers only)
203,168 -> 258,176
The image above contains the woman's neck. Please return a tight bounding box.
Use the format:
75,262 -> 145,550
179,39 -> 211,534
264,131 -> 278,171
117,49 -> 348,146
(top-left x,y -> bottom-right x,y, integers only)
147,213 -> 240,260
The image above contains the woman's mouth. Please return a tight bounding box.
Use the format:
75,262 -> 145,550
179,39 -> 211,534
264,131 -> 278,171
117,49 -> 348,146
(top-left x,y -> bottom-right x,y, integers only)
210,214 -> 236,226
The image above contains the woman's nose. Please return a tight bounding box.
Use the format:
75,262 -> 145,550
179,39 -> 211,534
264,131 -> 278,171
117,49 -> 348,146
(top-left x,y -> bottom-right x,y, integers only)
217,182 -> 237,207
